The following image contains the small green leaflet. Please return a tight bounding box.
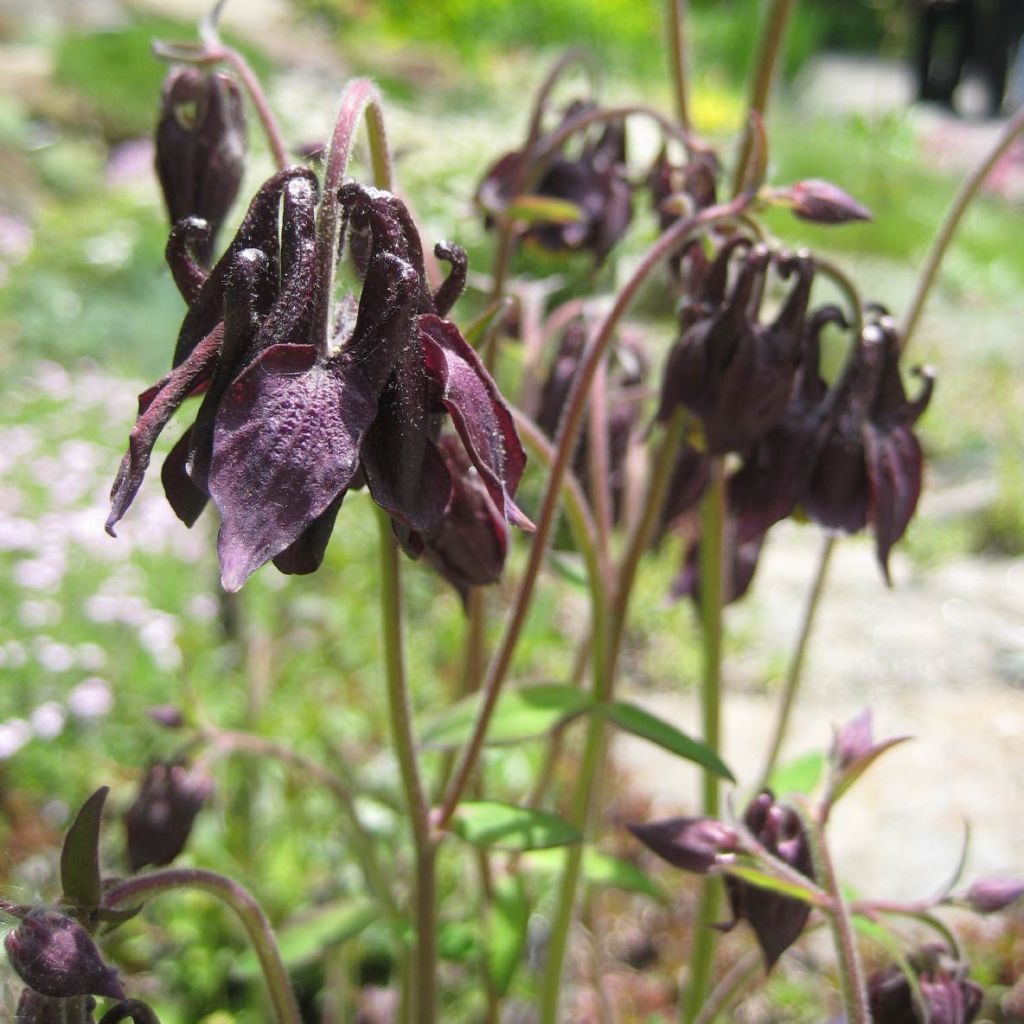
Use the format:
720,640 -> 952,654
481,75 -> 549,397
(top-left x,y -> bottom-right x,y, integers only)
768,750 -> 825,797
599,701 -> 735,781
525,847 -> 665,901
725,863 -> 824,907
451,801 -> 581,851
233,899 -> 378,978
60,787 -> 108,914
421,684 -> 593,749
506,195 -> 583,225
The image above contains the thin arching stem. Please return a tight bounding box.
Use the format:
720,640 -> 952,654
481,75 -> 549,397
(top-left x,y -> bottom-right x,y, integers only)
526,49 -> 600,147
436,192 -> 753,829
105,869 -> 300,1024
901,104 -> 1024,349
667,0 -> 692,132
757,535 -> 836,788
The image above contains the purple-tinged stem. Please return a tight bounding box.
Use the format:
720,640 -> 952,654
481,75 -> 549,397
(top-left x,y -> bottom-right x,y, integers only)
436,191 -> 753,830
105,868 -> 299,1024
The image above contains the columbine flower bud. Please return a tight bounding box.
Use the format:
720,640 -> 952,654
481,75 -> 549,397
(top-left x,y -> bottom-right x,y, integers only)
831,707 -> 875,770
965,876 -> 1024,913
5,910 -> 125,1000
628,816 -> 738,873
783,179 -> 872,224
155,66 -> 247,263
125,761 -> 212,872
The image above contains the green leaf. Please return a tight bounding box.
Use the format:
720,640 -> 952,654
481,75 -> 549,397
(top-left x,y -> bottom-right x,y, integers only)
487,874 -> 530,996
233,899 -> 378,978
769,751 -> 825,797
724,863 -> 824,906
506,194 -> 583,225
525,848 -> 665,901
421,684 -> 593,750
60,786 -> 108,914
451,802 -> 582,851
599,702 -> 735,781
463,298 -> 510,349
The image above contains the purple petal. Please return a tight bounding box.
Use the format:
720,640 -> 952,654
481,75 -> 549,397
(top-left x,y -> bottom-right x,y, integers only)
272,493 -> 345,576
107,324 -> 223,535
864,423 -> 923,584
161,426 -> 208,526
419,314 -> 532,529
210,345 -> 376,591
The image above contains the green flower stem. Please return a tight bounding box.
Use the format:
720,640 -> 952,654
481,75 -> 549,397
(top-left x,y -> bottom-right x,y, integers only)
199,728 -> 397,919
691,950 -> 762,1024
805,813 -> 870,1024
539,408 -> 687,1019
437,193 -> 753,830
105,868 -> 300,1024
901,104 -> 1024,349
587,353 -> 614,563
757,534 -> 836,788
666,0 -> 692,132
376,509 -> 437,1024
683,456 -> 727,1024
313,78 -> 393,355
729,0 -> 796,195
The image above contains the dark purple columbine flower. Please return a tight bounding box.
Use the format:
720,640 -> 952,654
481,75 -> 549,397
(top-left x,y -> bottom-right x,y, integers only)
155,66 -> 247,264
655,240 -> 816,455
534,320 -> 648,525
107,170 -> 529,591
477,100 -> 633,263
5,910 -> 125,1001
671,527 -> 765,607
125,761 -> 212,872
396,436 -> 508,606
868,953 -> 983,1024
803,309 -> 935,582
725,791 -> 815,969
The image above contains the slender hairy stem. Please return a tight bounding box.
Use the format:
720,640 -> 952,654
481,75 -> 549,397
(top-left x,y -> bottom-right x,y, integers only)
729,0 -> 795,195
105,868 -> 300,1024
901,105 -> 1024,348
313,78 -> 393,354
539,410 -> 687,1016
198,728 -> 397,918
153,41 -> 289,171
691,950 -> 762,1024
807,816 -> 870,1024
437,194 -> 752,829
376,510 -> 437,1024
666,0 -> 692,132
682,457 -> 727,1023
526,49 -> 600,147
758,535 -> 836,788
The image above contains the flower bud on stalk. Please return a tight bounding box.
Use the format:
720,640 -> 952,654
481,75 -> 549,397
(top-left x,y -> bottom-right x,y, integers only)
125,761 -> 212,871
155,66 -> 247,264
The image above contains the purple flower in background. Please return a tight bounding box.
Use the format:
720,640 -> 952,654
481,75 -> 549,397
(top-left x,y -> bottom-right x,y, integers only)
125,761 -> 212,871
868,951 -> 983,1024
155,66 -> 247,263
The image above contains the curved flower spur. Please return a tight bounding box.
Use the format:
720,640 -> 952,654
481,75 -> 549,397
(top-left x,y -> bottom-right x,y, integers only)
107,170 -> 531,591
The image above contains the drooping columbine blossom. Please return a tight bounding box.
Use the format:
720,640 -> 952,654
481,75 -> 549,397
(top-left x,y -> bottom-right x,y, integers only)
155,66 -> 247,263
868,951 -> 983,1024
725,791 -> 815,969
655,240 -> 816,455
477,100 -> 633,263
628,816 -> 738,874
107,171 -> 529,591
125,761 -> 212,872
802,308 -> 934,582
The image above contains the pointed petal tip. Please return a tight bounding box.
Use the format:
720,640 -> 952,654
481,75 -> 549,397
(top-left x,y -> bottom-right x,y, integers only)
510,503 -> 535,532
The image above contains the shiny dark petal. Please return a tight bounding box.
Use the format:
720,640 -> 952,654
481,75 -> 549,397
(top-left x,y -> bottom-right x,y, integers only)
864,422 -> 923,584
432,241 -> 468,317
161,426 -> 208,526
173,167 -> 316,366
272,493 -> 346,576
419,314 -> 531,529
210,346 -> 376,591
628,817 -> 738,873
360,360 -> 452,533
803,421 -> 870,535
106,323 -> 223,535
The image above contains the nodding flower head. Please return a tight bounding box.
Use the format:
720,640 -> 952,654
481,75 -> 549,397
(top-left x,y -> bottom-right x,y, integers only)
155,66 -> 247,264
477,100 -> 633,263
107,172 -> 530,591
